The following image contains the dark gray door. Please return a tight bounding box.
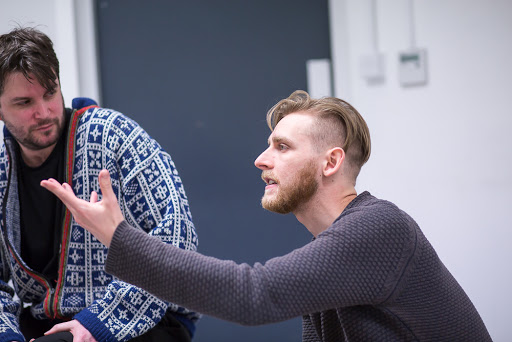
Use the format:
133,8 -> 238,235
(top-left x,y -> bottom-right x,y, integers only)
95,1 -> 331,341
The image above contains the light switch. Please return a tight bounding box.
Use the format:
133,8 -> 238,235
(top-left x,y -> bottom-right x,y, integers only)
399,48 -> 428,86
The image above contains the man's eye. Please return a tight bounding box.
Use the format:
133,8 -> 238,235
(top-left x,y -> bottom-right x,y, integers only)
15,100 -> 30,106
278,144 -> 288,151
45,90 -> 57,98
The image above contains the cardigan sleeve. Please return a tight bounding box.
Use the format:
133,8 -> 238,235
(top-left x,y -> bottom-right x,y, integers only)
0,143 -> 24,342
72,110 -> 199,341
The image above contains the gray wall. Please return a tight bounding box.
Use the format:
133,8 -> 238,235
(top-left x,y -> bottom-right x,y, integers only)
95,1 -> 331,340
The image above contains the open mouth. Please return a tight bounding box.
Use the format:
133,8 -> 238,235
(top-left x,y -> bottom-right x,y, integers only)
262,173 -> 278,189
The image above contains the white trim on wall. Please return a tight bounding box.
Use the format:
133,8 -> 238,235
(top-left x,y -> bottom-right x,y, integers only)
54,0 -> 80,105
328,0 -> 351,100
74,0 -> 102,105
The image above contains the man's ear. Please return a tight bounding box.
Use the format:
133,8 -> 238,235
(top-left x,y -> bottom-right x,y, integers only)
323,147 -> 345,177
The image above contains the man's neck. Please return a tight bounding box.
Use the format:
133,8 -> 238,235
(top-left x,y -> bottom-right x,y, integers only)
20,143 -> 57,168
294,188 -> 358,238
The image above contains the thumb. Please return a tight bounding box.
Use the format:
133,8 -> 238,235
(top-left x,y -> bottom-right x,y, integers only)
98,169 -> 116,202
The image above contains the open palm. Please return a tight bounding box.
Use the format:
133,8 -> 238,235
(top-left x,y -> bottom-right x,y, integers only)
40,169 -> 124,247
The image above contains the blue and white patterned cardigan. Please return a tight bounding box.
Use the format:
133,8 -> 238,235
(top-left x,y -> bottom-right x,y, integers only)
0,102 -> 199,342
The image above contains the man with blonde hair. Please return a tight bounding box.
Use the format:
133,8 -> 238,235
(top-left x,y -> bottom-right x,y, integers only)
42,91 -> 491,341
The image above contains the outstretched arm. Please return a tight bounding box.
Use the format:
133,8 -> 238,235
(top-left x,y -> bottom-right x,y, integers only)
40,169 -> 123,247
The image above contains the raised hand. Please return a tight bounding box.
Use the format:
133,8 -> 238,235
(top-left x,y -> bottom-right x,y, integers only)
40,169 -> 124,247
44,320 -> 97,342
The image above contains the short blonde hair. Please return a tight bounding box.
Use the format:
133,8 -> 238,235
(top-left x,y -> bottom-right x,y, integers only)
267,90 -> 371,180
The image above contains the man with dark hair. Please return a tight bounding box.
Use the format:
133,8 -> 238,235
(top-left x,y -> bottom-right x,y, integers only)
0,27 -> 198,342
43,90 -> 492,341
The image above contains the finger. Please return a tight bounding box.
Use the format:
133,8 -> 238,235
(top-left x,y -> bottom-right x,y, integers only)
98,169 -> 117,203
62,182 -> 76,194
40,179 -> 67,198
41,181 -> 80,210
40,177 -> 58,184
44,185 -> 70,204
45,321 -> 74,335
40,178 -> 59,190
90,191 -> 98,203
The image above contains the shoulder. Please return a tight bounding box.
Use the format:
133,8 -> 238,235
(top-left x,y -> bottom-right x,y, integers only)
343,192 -> 412,223
74,106 -> 146,138
325,192 -> 418,241
78,106 -> 130,123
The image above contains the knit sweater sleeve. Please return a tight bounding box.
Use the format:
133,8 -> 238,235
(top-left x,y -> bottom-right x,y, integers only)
302,315 -> 321,342
106,199 -> 415,326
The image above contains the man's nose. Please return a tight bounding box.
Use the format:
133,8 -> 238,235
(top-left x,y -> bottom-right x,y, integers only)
254,148 -> 272,170
33,101 -> 51,119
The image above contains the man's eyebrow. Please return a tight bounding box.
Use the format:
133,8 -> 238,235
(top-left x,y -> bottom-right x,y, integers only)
10,96 -> 31,102
269,135 -> 292,146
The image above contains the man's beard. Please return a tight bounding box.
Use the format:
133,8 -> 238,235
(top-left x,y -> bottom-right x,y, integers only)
261,161 -> 319,214
4,115 -> 64,151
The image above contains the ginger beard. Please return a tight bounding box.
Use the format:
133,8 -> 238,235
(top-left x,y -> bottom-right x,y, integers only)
261,160 -> 319,214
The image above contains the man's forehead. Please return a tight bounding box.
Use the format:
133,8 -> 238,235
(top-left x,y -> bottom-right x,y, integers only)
7,71 -> 58,83
273,113 -> 315,134
268,114 -> 315,145
278,112 -> 316,127
3,72 -> 59,94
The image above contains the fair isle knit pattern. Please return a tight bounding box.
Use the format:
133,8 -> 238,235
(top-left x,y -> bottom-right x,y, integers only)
0,106 -> 198,342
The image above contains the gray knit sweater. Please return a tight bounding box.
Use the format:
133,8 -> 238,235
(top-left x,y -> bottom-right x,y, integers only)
106,192 -> 491,341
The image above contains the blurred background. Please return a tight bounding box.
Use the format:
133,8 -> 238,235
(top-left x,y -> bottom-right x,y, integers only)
1,1 -> 511,341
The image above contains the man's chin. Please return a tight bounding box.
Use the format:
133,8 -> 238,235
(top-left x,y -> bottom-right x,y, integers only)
32,130 -> 61,148
23,138 -> 59,151
261,198 -> 291,215
261,195 -> 274,211
261,198 -> 273,212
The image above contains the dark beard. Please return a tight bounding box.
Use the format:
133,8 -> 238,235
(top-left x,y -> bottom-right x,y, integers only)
4,114 -> 64,151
